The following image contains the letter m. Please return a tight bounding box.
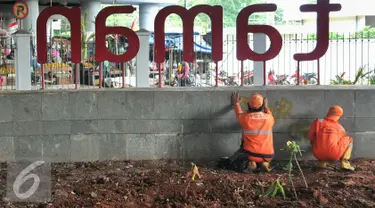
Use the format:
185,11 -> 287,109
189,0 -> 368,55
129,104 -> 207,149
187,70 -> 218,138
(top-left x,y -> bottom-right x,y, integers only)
37,7 -> 81,64
154,5 -> 223,63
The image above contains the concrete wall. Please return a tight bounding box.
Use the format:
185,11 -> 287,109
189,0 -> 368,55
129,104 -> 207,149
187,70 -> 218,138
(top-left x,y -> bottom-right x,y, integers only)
0,86 -> 374,162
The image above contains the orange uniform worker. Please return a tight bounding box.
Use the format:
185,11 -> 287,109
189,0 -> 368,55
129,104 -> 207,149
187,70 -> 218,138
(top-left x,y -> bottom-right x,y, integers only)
308,105 -> 355,171
225,92 -> 275,173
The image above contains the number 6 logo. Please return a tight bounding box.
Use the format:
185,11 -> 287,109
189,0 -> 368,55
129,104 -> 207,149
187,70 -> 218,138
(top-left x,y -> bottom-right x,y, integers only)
13,161 -> 45,199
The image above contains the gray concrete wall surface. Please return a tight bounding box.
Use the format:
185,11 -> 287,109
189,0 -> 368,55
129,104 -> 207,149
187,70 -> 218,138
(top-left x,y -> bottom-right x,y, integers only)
0,86 -> 374,162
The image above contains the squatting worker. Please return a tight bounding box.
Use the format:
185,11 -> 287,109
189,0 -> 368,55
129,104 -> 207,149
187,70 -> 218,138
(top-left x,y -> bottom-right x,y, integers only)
222,92 -> 275,173
308,105 -> 355,171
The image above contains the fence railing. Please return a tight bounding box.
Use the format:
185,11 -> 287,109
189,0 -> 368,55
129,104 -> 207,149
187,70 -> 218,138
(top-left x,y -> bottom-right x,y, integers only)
2,32 -> 375,90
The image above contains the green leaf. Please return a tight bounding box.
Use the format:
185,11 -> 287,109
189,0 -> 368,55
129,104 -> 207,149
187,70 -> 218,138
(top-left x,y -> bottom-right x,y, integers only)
276,180 -> 286,200
271,184 -> 278,197
263,181 -> 276,196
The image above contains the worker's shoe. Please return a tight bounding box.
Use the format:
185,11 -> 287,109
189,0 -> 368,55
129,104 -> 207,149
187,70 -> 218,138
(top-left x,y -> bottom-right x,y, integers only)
243,161 -> 257,173
261,162 -> 271,173
341,146 -> 355,171
315,160 -> 327,169
248,161 -> 257,170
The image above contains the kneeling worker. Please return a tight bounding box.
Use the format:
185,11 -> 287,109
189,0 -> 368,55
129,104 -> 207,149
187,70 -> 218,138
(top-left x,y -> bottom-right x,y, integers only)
308,105 -> 355,171
221,92 -> 275,173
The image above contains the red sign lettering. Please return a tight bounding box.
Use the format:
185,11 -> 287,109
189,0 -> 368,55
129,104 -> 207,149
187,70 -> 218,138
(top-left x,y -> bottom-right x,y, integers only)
154,5 -> 223,63
236,4 -> 282,61
35,0 -> 341,64
293,0 -> 341,61
37,6 -> 81,64
95,6 -> 140,62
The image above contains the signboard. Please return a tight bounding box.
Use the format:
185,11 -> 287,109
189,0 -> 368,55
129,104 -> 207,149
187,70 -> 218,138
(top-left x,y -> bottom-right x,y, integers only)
36,0 -> 342,64
12,2 -> 29,20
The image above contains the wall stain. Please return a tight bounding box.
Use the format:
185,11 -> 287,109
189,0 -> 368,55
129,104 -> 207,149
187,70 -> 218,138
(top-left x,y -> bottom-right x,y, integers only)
269,98 -> 293,124
288,122 -> 311,142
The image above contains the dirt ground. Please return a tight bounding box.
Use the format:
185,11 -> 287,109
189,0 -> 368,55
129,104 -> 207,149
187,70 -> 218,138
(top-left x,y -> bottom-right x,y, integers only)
1,159 -> 375,208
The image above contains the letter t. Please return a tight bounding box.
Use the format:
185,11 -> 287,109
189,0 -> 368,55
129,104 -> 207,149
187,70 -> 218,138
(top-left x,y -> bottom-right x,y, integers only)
293,0 -> 341,61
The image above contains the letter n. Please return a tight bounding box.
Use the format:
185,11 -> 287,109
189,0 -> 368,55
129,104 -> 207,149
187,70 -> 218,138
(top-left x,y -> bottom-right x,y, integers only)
37,7 -> 81,64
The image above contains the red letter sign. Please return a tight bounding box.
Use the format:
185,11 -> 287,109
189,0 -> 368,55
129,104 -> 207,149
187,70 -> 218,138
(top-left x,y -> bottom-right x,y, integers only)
154,5 -> 223,63
95,6 -> 140,62
294,0 -> 341,61
37,7 -> 81,64
236,4 -> 282,61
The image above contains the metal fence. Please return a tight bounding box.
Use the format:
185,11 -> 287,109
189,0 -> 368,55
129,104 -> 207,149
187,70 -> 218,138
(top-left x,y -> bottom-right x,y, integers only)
0,35 -> 16,90
2,32 -> 375,90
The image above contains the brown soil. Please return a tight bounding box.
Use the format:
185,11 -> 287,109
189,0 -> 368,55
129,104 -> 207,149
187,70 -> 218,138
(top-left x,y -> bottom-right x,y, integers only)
1,159 -> 375,208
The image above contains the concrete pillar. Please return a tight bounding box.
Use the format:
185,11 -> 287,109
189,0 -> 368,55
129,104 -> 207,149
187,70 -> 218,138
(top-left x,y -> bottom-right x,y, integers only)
253,34 -> 266,85
13,31 -> 31,90
81,0 -> 101,33
136,29 -> 151,87
23,0 -> 39,36
139,4 -> 160,32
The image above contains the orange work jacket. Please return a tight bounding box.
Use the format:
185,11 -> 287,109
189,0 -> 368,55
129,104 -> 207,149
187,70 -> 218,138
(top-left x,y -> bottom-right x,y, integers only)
234,103 -> 275,162
308,118 -> 353,161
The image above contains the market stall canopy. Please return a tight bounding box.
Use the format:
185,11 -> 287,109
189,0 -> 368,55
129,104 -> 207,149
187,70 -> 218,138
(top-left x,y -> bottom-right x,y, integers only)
172,34 -> 212,54
149,32 -> 211,53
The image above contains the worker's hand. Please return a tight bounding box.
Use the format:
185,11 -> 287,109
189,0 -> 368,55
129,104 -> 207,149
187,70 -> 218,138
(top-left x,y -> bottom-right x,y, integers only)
231,92 -> 240,105
263,96 -> 268,108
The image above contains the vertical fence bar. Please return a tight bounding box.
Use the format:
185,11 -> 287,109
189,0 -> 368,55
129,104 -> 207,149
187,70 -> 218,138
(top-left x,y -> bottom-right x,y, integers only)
240,61 -> 244,86
361,33 -> 364,68
297,61 -> 300,85
317,59 -> 320,85
355,32 -> 357,76
99,62 -> 103,89
342,33 -> 345,84
75,63 -> 78,89
158,62 -> 162,88
41,64 -> 45,89
348,32 -> 351,80
263,61 -> 266,86
215,61 -> 218,87
336,33 -> 339,77
283,34 -> 286,75
121,62 -> 125,88
368,31 -> 370,85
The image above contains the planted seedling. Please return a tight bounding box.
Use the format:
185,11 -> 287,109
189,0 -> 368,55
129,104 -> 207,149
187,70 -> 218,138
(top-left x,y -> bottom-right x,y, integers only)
280,141 -> 308,199
262,177 -> 286,200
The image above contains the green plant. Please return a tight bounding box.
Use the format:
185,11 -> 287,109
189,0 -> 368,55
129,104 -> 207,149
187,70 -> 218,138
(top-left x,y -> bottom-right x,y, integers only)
263,177 -> 286,200
369,75 -> 375,85
330,67 -> 373,85
305,32 -> 344,40
352,26 -> 375,39
280,141 -> 308,200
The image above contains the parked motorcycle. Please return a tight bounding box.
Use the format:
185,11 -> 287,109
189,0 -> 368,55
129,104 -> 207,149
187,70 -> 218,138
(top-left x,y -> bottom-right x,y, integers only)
275,74 -> 290,85
268,70 -> 290,85
290,71 -> 317,85
219,70 -> 239,86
